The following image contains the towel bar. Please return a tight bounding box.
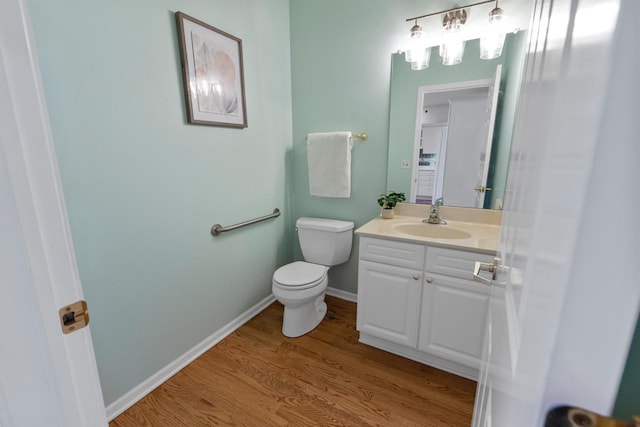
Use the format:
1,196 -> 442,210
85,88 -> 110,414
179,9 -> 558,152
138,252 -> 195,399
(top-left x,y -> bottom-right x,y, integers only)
211,208 -> 280,236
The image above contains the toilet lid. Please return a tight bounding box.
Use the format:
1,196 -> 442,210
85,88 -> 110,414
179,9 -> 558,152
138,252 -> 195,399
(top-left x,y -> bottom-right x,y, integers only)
273,261 -> 328,287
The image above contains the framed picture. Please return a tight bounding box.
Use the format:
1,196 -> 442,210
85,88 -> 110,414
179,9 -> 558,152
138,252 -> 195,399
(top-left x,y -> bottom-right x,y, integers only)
175,12 -> 247,128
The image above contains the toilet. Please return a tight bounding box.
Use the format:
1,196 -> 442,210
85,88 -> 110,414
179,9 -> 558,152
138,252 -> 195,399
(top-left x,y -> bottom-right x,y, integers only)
272,217 -> 354,337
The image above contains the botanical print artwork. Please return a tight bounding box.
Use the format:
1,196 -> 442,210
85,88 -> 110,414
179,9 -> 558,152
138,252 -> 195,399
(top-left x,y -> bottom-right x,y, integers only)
176,11 -> 246,127
190,32 -> 239,116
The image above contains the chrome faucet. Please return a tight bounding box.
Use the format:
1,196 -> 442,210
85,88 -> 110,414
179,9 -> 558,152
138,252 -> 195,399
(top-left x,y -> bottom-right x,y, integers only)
425,197 -> 446,224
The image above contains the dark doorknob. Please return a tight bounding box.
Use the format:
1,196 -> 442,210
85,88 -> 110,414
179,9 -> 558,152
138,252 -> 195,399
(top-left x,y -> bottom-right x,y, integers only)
545,406 -> 637,427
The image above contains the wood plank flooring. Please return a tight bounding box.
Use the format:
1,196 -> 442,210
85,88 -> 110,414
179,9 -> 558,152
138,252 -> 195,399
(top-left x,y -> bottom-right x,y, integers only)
110,296 -> 477,426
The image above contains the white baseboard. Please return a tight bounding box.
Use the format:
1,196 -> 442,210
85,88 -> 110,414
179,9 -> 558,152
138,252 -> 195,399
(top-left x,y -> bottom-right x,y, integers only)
105,293 -> 276,421
106,289 -> 358,420
326,286 -> 358,303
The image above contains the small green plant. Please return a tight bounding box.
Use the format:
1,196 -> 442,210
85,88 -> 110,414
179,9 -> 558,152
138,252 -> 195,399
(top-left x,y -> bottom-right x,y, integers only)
377,191 -> 406,209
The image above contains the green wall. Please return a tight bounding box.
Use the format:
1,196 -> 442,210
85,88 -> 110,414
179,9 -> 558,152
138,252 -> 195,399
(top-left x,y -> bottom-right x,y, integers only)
28,0 -> 293,406
614,314 -> 640,420
289,0 -> 416,294
290,1 -> 639,415
386,39 -> 506,198
488,31 -> 527,208
27,0 -> 638,416
385,32 -> 527,208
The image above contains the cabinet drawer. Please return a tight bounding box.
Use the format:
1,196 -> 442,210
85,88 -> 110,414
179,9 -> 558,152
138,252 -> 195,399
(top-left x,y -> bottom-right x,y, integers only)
359,237 -> 425,270
418,176 -> 435,184
426,247 -> 494,281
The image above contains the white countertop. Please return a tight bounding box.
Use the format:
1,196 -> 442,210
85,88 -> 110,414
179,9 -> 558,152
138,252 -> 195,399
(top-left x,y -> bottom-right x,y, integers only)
355,207 -> 501,255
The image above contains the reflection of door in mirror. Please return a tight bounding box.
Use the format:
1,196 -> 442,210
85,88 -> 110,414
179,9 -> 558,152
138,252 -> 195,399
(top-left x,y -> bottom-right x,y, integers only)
410,66 -> 501,209
445,93 -> 489,208
387,33 -> 528,210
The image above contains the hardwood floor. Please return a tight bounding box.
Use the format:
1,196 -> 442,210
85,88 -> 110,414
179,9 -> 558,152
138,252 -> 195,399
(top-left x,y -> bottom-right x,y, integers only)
110,296 -> 477,426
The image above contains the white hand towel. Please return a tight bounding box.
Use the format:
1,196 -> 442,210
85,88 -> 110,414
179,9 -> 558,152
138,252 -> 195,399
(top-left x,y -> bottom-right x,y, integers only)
307,131 -> 352,198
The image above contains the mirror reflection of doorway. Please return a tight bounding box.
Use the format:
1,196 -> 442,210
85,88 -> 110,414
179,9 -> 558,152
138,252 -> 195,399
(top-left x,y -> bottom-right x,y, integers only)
416,125 -> 447,205
410,65 -> 501,208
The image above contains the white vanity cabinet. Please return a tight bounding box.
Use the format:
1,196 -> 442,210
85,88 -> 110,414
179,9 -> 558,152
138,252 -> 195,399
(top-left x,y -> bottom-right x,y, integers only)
419,247 -> 493,370
356,236 -> 495,380
356,238 -> 424,347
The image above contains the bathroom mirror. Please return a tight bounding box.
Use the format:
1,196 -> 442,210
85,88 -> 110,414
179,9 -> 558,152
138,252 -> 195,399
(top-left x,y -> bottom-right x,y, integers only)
386,32 -> 528,209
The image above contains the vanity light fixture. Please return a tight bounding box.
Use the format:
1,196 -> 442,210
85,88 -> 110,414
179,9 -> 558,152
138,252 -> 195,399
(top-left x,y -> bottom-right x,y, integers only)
480,1 -> 509,59
405,20 -> 432,70
404,0 -> 510,69
440,10 -> 467,66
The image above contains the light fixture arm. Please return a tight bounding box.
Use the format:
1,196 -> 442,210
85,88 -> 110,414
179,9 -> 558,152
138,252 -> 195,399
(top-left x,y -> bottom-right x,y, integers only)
405,0 -> 496,22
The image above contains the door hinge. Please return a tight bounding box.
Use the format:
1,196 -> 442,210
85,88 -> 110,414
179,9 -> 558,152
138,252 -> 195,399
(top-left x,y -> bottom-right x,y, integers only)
59,300 -> 89,334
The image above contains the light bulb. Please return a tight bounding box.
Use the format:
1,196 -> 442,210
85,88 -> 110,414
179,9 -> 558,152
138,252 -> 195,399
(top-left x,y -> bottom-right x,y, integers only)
411,47 -> 431,70
441,18 -> 465,66
405,22 -> 431,70
480,7 -> 508,60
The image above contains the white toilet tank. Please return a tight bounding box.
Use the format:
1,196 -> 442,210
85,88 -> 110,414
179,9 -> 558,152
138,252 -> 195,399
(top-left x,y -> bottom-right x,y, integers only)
296,217 -> 354,266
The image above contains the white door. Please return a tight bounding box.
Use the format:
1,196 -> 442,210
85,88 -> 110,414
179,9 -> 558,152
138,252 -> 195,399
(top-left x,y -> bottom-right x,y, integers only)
475,64 -> 501,209
411,75 -> 501,208
0,0 -> 107,425
472,0 -> 639,425
443,93 -> 489,207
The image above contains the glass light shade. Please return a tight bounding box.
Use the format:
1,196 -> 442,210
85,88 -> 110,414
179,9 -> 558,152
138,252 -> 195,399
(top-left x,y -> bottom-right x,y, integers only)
480,32 -> 506,59
480,8 -> 508,59
405,23 -> 431,70
405,23 -> 422,62
440,20 -> 465,66
410,47 -> 432,70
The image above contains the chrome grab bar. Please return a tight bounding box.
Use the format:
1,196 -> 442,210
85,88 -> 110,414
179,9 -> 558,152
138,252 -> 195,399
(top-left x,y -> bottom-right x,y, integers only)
211,208 -> 280,236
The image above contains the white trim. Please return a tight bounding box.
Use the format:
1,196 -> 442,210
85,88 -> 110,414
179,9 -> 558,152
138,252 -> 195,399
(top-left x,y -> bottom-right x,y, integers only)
106,288 -> 357,421
106,288 -> 359,421
105,293 -> 276,421
1,0 -> 107,425
418,79 -> 494,95
478,64 -> 502,208
326,286 -> 358,303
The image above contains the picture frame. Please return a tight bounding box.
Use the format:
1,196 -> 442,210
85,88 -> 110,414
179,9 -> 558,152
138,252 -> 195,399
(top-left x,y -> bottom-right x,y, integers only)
175,12 -> 247,128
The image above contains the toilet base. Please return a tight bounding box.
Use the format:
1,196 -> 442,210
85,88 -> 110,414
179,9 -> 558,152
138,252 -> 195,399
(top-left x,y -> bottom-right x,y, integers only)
281,293 -> 327,338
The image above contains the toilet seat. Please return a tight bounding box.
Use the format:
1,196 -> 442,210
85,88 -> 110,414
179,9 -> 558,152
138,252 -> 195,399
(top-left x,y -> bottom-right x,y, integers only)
273,261 -> 328,290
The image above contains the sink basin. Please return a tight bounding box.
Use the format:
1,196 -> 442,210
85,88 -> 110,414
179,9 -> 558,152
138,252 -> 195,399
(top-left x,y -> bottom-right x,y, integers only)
391,223 -> 472,240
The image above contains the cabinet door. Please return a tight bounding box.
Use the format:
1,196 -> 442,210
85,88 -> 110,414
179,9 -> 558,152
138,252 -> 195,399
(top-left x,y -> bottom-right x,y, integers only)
418,273 -> 490,369
357,260 -> 422,347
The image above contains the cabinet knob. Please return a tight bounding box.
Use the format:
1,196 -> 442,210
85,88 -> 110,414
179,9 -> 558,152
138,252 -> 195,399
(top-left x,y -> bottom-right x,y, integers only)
426,277 -> 433,283
413,275 -> 419,280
